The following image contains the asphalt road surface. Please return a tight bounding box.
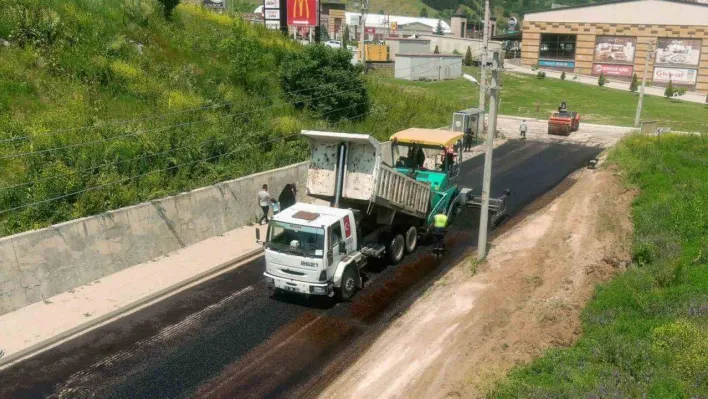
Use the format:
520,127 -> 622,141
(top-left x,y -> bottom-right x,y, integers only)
0,140 -> 602,399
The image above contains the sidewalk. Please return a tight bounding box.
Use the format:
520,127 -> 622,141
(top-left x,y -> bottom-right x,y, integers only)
505,63 -> 707,104
0,223 -> 266,368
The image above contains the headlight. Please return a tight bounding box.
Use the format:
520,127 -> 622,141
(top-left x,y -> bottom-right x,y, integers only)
312,286 -> 327,295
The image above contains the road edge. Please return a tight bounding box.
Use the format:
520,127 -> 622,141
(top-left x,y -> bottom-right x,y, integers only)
0,247 -> 265,370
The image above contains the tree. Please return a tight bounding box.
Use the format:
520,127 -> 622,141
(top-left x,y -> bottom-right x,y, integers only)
434,45 -> 440,54
464,46 -> 473,66
560,71 -> 566,80
379,9 -> 385,14
420,7 -> 429,17
629,73 -> 638,92
280,44 -> 370,123
157,0 -> 180,20
342,25 -> 350,47
435,20 -> 444,35
664,79 -> 674,98
598,71 -> 606,87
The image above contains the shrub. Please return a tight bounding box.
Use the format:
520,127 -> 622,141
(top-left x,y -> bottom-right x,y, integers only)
420,7 -> 428,17
452,49 -> 461,55
122,0 -> 154,26
630,73 -> 638,92
280,44 -> 369,123
464,46 -> 473,66
7,5 -> 63,48
664,79 -> 674,98
157,0 -> 180,20
530,63 -> 539,71
598,71 -> 606,86
674,87 -> 686,98
536,71 -> 546,79
560,71 -> 566,80
433,45 -> 440,54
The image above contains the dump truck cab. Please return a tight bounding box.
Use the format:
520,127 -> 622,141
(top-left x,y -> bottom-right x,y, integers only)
261,203 -> 363,298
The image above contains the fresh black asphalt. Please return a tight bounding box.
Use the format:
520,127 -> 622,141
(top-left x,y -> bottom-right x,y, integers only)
0,140 -> 602,399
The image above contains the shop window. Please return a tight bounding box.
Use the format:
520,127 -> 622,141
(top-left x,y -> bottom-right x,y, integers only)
539,34 -> 577,60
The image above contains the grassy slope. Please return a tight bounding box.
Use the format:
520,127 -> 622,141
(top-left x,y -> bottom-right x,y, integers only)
370,66 -> 708,133
0,0 -> 461,236
492,134 -> 708,397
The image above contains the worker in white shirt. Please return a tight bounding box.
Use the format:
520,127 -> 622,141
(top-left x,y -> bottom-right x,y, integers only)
258,184 -> 271,225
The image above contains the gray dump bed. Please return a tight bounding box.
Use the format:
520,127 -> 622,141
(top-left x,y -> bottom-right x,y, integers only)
302,130 -> 431,220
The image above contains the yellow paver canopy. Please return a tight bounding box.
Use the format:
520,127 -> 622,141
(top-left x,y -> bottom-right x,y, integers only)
390,128 -> 464,148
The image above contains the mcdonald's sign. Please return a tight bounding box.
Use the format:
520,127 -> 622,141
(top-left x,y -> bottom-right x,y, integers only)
287,0 -> 318,26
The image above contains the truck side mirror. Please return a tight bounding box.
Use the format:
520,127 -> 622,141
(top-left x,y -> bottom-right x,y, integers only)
339,240 -> 346,253
255,228 -> 261,243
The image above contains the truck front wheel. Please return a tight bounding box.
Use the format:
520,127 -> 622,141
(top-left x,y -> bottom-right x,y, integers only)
388,233 -> 405,264
336,267 -> 358,301
404,226 -> 418,254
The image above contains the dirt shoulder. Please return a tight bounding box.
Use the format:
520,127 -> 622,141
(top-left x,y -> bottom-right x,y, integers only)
318,161 -> 636,399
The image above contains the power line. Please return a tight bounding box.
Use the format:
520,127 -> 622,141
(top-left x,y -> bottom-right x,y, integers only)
0,57 -> 448,146
0,104 -> 371,215
0,85 -> 366,160
0,102 -> 370,192
0,86 -> 324,145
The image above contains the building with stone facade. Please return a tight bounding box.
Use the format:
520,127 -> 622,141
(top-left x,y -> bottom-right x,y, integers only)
521,0 -> 708,93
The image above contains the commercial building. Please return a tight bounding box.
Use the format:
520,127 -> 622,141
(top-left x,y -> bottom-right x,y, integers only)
521,0 -> 708,93
345,12 -> 452,40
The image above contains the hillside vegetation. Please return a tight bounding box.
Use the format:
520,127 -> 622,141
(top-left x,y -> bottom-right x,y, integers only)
0,0 -> 463,236
492,134 -> 708,397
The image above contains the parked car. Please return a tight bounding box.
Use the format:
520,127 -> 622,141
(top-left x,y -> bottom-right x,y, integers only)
325,40 -> 342,49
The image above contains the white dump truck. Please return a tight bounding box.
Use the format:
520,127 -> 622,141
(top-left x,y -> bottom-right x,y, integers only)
256,129 -> 508,300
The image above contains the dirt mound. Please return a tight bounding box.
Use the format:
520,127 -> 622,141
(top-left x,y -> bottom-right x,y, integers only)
318,165 -> 635,399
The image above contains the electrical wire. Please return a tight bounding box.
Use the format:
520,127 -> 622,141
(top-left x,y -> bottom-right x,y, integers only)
0,57 -> 448,146
0,102 -> 370,192
0,104 -> 372,215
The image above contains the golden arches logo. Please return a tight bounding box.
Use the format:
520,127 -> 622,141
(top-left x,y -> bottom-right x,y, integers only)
292,0 -> 310,19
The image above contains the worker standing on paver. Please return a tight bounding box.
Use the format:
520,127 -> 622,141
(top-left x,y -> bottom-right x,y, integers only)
433,211 -> 448,256
258,184 -> 271,225
519,120 -> 528,139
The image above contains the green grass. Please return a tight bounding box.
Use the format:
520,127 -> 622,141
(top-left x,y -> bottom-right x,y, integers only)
0,0 -> 461,236
490,134 -> 708,398
370,66 -> 708,133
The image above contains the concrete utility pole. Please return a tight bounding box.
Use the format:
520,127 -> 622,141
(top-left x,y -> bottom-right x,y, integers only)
477,0 -> 491,135
358,0 -> 369,72
477,51 -> 501,261
634,41 -> 655,127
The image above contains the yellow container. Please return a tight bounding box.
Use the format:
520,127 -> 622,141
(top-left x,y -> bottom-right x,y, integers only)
358,44 -> 389,62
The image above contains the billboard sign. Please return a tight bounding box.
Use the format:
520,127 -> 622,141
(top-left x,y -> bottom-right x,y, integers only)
287,0 -> 318,26
594,36 -> 636,64
365,27 -> 376,34
265,9 -> 280,19
656,38 -> 702,67
653,67 -> 698,85
538,59 -> 575,68
264,0 -> 279,7
592,63 -> 633,77
265,20 -> 281,30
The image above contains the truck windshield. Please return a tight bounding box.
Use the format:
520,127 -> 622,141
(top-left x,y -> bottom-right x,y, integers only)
266,221 -> 325,258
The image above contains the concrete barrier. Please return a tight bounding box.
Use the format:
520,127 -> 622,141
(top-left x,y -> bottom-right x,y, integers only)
0,162 -> 309,316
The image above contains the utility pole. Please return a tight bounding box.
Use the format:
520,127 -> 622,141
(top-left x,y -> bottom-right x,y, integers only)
634,41 -> 654,127
477,0 -> 490,135
477,51 -> 501,261
358,0 -> 369,72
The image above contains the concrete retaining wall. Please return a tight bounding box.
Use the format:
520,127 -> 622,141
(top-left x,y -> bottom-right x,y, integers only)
0,162 -> 309,316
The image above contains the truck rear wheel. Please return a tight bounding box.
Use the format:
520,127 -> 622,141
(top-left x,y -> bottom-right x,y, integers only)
335,266 -> 358,301
404,226 -> 418,254
388,233 -> 405,264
